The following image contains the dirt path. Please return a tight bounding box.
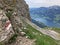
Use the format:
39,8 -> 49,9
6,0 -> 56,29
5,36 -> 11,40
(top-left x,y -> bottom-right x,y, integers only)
25,18 -> 60,40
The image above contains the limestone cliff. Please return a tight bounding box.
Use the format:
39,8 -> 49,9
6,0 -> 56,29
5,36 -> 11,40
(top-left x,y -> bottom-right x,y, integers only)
0,0 -> 30,20
0,0 -> 31,33
0,0 -> 32,45
0,10 -> 14,44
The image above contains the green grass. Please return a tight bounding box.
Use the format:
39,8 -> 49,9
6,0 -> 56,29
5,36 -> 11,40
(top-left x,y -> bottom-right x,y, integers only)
22,24 -> 60,45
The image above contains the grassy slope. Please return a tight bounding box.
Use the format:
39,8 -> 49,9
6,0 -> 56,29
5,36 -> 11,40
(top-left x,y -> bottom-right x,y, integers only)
22,24 -> 60,45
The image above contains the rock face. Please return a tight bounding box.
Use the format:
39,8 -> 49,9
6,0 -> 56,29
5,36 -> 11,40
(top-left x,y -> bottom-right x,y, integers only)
0,0 -> 30,20
16,0 -> 31,20
0,10 -> 14,43
0,0 -> 31,32
0,0 -> 31,44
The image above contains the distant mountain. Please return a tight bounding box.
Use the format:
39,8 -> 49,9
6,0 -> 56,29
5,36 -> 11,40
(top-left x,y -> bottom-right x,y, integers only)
31,19 -> 47,28
30,5 -> 60,28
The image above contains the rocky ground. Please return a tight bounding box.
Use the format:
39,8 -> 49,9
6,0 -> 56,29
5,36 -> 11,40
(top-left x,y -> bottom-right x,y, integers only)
8,36 -> 35,45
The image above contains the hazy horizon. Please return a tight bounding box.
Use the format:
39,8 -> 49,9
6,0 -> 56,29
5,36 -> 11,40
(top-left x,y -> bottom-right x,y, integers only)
25,0 -> 60,8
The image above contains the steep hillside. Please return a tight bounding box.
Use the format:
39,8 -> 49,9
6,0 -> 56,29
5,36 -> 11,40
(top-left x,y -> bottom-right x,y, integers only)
0,0 -> 60,45
0,0 -> 33,45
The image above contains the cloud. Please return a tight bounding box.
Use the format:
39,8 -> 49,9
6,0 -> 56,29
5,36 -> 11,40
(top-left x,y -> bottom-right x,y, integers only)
25,0 -> 60,8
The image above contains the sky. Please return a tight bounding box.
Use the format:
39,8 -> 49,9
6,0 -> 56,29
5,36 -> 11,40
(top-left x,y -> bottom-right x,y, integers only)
25,0 -> 60,8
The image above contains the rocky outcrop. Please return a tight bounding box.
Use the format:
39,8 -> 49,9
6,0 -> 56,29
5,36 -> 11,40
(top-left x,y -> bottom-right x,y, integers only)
0,0 -> 30,20
0,0 -> 31,33
0,0 -> 31,44
16,0 -> 31,20
0,10 -> 14,43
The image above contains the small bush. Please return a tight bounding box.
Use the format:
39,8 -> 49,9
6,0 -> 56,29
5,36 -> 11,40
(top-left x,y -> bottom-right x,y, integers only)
6,12 -> 12,19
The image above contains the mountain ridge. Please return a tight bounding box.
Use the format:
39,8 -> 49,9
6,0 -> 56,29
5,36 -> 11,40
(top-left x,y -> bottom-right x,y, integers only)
30,5 -> 60,28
